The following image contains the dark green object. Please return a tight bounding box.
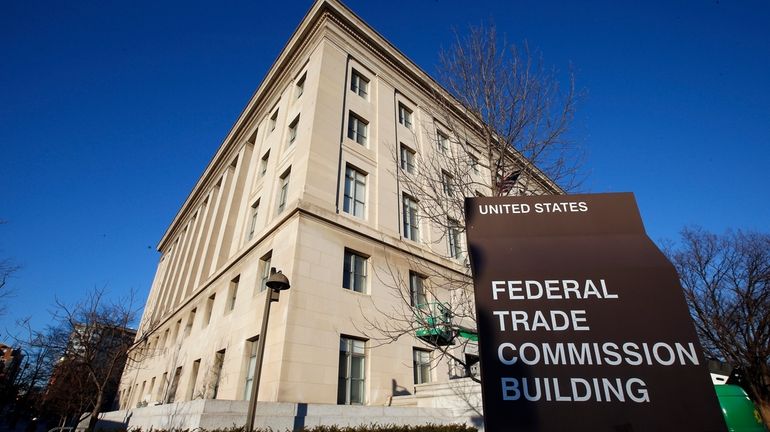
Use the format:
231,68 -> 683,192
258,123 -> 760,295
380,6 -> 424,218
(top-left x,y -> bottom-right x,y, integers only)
715,384 -> 768,431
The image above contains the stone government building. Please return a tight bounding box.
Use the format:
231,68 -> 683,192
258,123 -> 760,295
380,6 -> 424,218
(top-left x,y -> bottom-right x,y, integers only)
106,0 -> 558,429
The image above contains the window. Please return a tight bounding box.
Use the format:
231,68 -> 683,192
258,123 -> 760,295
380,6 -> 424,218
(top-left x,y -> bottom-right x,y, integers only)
343,250 -> 367,293
402,194 -> 419,241
347,112 -> 368,146
296,73 -> 306,98
172,319 -> 181,343
204,293 -> 215,326
343,165 -> 366,218
211,349 -> 226,399
400,144 -> 415,174
259,151 -> 270,177
277,168 -> 291,213
437,131 -> 449,154
398,103 -> 412,129
161,328 -> 169,349
448,219 -> 462,259
468,150 -> 479,174
184,308 -> 197,337
288,115 -> 300,145
166,366 -> 182,403
350,70 -> 369,98
158,372 -> 168,401
258,252 -> 272,292
269,110 -> 278,132
413,349 -> 432,384
228,276 -> 239,311
148,377 -> 156,402
248,200 -> 260,240
409,272 -> 427,306
338,337 -> 366,405
442,171 -> 453,195
244,336 -> 259,400
187,359 -> 200,400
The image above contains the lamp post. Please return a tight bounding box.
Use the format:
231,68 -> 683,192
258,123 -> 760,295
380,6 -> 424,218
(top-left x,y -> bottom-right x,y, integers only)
245,269 -> 290,432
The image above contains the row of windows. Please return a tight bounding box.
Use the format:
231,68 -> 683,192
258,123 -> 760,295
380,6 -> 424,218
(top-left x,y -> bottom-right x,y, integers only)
126,336 -> 432,407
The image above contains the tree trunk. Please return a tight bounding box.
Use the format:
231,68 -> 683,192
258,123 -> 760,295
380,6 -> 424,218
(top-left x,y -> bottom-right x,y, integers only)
86,391 -> 104,432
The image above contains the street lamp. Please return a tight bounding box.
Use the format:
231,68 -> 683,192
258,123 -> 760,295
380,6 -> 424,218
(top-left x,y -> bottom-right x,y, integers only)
245,268 -> 291,432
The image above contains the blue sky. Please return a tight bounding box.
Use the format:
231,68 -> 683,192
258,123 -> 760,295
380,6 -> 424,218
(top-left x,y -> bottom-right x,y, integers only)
1,0 -> 769,337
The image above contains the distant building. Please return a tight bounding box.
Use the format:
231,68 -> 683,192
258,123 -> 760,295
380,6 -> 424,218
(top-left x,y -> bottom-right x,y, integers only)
112,0 -> 557,428
0,344 -> 23,402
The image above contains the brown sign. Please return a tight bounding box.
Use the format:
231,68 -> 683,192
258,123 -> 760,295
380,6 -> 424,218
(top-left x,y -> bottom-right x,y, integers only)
464,193 -> 726,432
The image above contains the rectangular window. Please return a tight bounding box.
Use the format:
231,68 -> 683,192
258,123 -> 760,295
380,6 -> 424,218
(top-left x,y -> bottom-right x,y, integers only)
166,366 -> 182,403
402,194 -> 419,241
158,372 -> 168,401
269,109 -> 278,132
437,131 -> 449,153
288,115 -> 300,145
187,359 -> 200,400
161,328 -> 169,349
347,112 -> 368,146
244,336 -> 259,400
350,70 -> 369,98
442,171 -> 453,195
248,199 -> 260,240
148,377 -> 156,402
172,319 -> 181,343
228,276 -> 239,312
211,349 -> 226,399
184,308 -> 197,337
342,250 -> 367,293
296,73 -> 306,98
260,150 -> 270,177
398,103 -> 412,129
204,293 -> 216,326
343,165 -> 366,218
409,272 -> 427,306
413,349 -> 432,385
400,144 -> 415,174
469,153 -> 479,174
258,252 -> 272,293
448,219 -> 462,259
277,168 -> 291,213
338,337 -> 366,405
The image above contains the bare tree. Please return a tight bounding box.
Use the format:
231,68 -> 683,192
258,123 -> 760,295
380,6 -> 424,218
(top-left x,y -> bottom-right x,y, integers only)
0,220 -> 20,316
361,24 -> 581,389
666,227 -> 770,425
35,288 -> 140,431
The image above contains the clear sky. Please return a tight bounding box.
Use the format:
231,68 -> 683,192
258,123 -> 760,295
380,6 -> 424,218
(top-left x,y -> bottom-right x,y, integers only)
1,0 -> 769,337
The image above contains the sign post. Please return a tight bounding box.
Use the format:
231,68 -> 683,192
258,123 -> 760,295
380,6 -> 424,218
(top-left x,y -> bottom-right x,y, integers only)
464,193 -> 727,432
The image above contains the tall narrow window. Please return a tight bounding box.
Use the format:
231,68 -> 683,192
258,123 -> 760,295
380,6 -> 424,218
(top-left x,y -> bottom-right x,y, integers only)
295,73 -> 306,98
448,218 -> 462,259
248,199 -> 260,240
338,337 -> 366,405
409,272 -> 427,306
347,112 -> 368,146
211,349 -> 226,399
259,150 -> 270,177
342,250 -> 367,293
350,70 -> 369,98
413,349 -> 432,384
277,168 -> 291,213
400,144 -> 415,174
172,319 -> 181,344
398,104 -> 412,129
187,359 -> 201,400
343,165 -> 366,218
166,366 -> 182,403
228,276 -> 239,312
288,115 -> 300,145
184,308 -> 197,337
402,194 -> 419,241
442,171 -> 454,195
269,109 -> 278,132
258,252 -> 272,293
437,131 -> 449,154
148,377 -> 156,402
244,336 -> 259,400
158,372 -> 168,401
204,293 -> 216,326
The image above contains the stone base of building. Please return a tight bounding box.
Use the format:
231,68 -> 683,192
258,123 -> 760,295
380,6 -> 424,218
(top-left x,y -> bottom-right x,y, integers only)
88,399 -> 469,431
